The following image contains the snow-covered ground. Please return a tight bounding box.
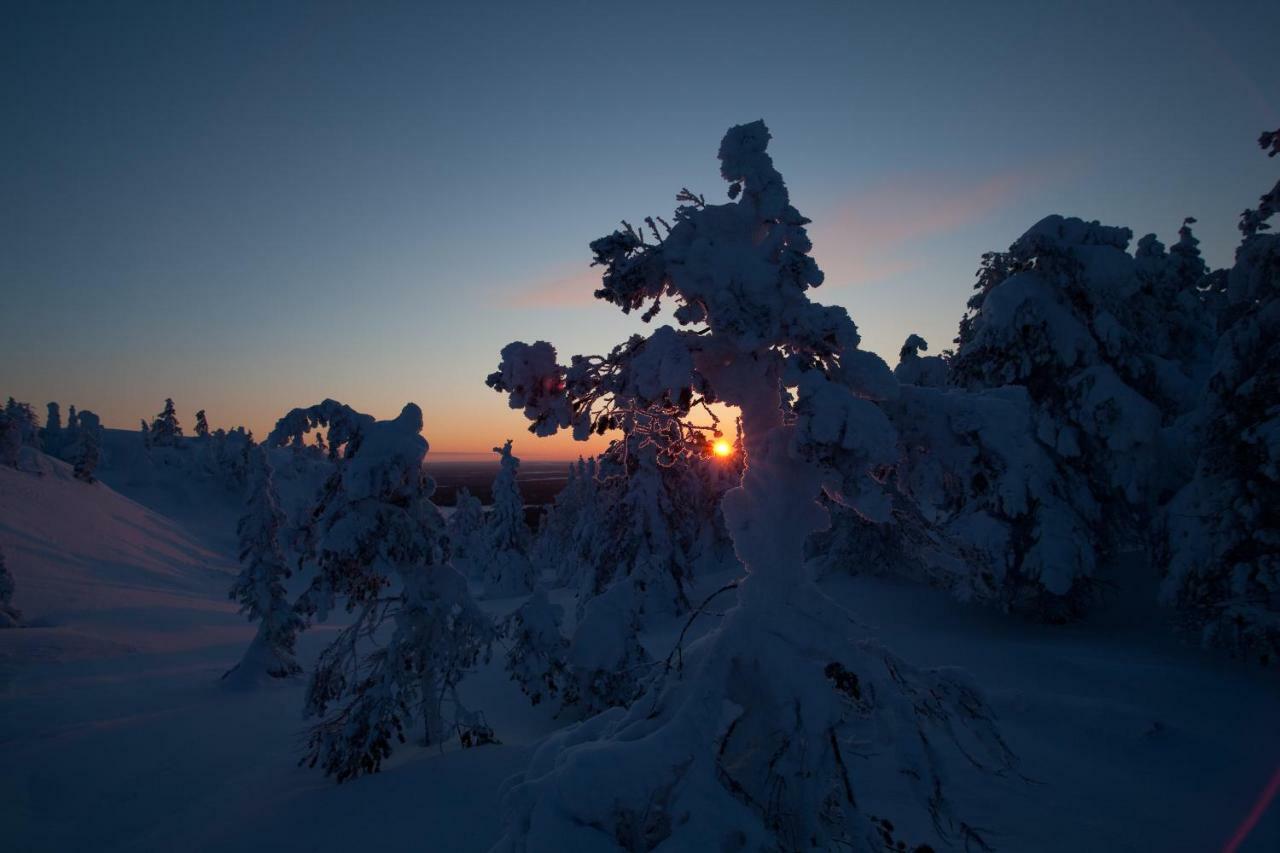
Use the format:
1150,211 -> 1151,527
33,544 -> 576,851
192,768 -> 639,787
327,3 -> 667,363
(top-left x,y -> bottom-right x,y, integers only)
2,454 -> 1277,852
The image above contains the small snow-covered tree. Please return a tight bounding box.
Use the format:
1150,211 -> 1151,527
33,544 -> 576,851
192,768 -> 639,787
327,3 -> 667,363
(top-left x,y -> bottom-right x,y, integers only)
446,486 -> 485,564
502,587 -> 569,707
892,333 -> 948,387
579,441 -> 702,617
487,122 -> 1014,851
73,410 -> 102,483
299,404 -> 494,780
66,404 -> 78,432
194,409 -> 210,439
0,546 -> 20,628
150,398 -> 183,446
530,456 -> 607,588
1161,131 -> 1280,664
139,418 -> 151,449
479,440 -> 535,597
225,444 -> 304,684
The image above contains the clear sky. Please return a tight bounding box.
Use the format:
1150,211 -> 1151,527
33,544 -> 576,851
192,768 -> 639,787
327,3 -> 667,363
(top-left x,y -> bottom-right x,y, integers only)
3,0 -> 1276,459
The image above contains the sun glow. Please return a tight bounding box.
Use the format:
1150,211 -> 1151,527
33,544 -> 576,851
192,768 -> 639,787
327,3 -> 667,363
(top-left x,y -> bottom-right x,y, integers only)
713,440 -> 733,458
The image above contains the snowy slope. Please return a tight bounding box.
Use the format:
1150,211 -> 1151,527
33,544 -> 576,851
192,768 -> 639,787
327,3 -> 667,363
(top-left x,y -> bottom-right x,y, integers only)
0,456 -> 239,658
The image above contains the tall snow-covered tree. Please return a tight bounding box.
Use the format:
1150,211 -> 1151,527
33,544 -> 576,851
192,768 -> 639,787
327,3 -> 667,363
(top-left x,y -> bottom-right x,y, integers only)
299,404 -> 494,780
194,409 -> 210,439
66,404 -> 78,432
0,545 -> 20,628
150,398 -> 183,446
1161,130 -> 1280,665
487,122 -> 1014,851
479,440 -> 535,597
73,410 -> 102,483
42,402 -> 62,453
225,444 -> 304,684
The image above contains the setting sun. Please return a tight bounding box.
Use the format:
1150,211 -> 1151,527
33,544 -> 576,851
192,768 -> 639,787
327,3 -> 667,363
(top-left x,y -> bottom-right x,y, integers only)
713,440 -> 733,458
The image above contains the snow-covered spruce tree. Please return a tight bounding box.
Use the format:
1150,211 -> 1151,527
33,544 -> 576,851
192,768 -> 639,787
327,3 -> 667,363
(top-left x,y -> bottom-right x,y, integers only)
813,339 -> 1102,618
139,418 -> 151,449
194,409 -> 210,439
66,404 -> 78,432
446,486 -> 485,567
299,404 -> 494,780
0,545 -> 20,628
949,213 -> 1213,561
1161,130 -> 1280,665
149,398 -> 183,446
502,587 -> 569,707
892,334 -> 948,387
479,440 -> 535,597
73,410 -> 102,483
487,122 -> 1013,851
225,444 -> 304,684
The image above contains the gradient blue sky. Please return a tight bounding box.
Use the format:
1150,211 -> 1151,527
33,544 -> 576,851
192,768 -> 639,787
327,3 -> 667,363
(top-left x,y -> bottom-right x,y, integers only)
4,0 -> 1276,458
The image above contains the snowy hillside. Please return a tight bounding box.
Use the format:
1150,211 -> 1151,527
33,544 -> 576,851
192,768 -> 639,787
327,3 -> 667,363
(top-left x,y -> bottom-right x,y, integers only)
0,455 -> 237,658
0,447 -> 1277,851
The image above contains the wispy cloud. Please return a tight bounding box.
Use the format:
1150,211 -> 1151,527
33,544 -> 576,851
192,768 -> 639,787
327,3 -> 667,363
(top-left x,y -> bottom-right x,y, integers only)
509,266 -> 601,308
811,159 -> 1076,289
508,159 -> 1075,305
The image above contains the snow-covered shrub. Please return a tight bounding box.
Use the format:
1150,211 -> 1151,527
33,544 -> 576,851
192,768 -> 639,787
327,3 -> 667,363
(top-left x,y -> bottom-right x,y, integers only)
298,404 -> 494,780
1161,132 -> 1280,664
561,580 -> 652,715
149,398 -> 183,446
0,545 -> 20,628
479,440 -> 535,597
487,121 -> 1014,851
225,444 -> 304,684
502,587 -> 569,707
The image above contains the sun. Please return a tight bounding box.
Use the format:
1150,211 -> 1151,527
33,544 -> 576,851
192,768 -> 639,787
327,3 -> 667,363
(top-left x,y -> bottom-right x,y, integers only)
712,440 -> 733,458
